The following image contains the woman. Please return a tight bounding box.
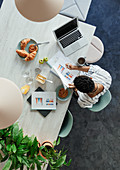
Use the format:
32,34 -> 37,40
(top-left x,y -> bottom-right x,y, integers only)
66,63 -> 112,108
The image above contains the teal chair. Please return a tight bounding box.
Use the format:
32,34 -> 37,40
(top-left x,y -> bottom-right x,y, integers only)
88,90 -> 112,112
59,110 -> 73,138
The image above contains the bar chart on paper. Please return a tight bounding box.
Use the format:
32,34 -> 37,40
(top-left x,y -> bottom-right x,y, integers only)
64,72 -> 73,80
36,98 -> 43,105
32,92 -> 56,110
52,54 -> 79,87
57,64 -> 65,73
46,99 -> 54,105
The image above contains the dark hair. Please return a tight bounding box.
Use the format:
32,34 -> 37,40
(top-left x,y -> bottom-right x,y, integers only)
74,75 -> 95,93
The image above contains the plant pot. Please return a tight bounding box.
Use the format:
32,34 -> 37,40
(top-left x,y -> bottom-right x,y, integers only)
40,141 -> 53,159
0,150 -> 7,169
0,150 -> 5,157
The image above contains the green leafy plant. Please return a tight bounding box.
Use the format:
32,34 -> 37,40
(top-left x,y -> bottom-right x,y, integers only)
0,123 -> 71,170
41,137 -> 72,170
0,123 -> 46,170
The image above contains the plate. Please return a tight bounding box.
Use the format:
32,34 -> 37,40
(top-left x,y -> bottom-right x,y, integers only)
56,85 -> 72,101
16,38 -> 39,60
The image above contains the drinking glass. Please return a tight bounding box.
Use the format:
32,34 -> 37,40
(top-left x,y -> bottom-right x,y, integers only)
26,67 -> 41,85
21,70 -> 30,78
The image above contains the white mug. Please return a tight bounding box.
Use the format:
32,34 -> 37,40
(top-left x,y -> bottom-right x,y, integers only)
77,57 -> 86,66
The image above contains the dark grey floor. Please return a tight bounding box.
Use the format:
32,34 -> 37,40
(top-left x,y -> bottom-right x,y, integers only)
57,0 -> 120,170
0,0 -> 3,8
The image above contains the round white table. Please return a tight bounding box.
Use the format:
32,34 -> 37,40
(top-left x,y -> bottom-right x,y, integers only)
0,78 -> 23,129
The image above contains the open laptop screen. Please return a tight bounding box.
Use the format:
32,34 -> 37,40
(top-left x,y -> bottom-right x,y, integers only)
54,18 -> 78,39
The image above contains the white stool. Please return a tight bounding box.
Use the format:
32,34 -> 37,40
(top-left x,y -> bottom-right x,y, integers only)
86,36 -> 104,63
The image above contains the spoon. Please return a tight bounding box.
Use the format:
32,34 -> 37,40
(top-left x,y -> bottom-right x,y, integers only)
45,79 -> 53,84
34,41 -> 50,47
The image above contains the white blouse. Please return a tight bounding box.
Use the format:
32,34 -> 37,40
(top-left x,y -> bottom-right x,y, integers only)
77,65 -> 112,108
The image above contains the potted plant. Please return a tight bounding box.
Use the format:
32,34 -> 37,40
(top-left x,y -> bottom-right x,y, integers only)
0,123 -> 71,170
40,137 -> 72,169
0,123 -> 46,170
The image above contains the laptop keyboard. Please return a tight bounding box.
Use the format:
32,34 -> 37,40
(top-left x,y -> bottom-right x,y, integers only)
60,30 -> 82,48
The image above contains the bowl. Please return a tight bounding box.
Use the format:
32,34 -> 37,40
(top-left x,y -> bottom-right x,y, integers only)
56,85 -> 72,101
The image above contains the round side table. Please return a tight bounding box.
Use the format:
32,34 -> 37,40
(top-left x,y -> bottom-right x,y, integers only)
0,78 -> 23,129
86,36 -> 104,63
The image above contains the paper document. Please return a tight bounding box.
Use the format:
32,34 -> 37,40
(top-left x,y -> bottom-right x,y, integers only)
32,92 -> 56,110
47,51 -> 64,68
51,51 -> 79,88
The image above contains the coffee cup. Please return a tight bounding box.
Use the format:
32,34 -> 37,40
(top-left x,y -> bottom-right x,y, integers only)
77,57 -> 86,66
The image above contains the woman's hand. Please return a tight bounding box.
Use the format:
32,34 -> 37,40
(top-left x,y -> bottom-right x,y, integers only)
66,63 -> 90,72
68,83 -> 75,89
73,88 -> 79,97
74,88 -> 78,92
65,63 -> 75,70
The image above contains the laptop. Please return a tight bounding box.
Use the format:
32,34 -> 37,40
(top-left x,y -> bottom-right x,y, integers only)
53,17 -> 88,56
